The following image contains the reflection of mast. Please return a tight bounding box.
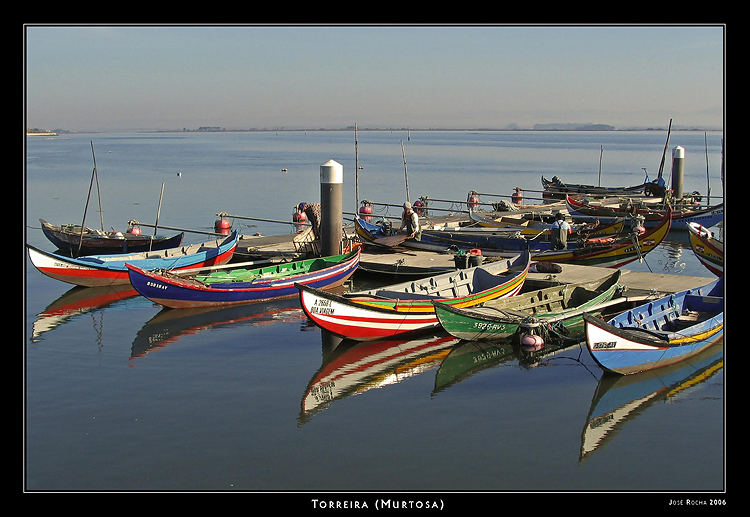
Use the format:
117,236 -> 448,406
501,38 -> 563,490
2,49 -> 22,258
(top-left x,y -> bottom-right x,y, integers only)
299,333 -> 459,425
579,343 -> 723,462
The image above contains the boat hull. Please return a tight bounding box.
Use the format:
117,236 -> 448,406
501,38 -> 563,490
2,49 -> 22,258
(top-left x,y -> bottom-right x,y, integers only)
40,218 -> 184,256
584,278 -> 723,375
541,175 -> 651,199
686,222 -> 723,276
27,232 -> 238,287
434,272 -> 621,340
298,253 -> 530,341
565,196 -> 723,230
531,206 -> 671,268
127,248 -> 361,309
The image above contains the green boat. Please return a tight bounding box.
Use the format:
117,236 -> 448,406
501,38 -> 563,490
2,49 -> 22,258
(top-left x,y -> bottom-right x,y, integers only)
433,270 -> 623,341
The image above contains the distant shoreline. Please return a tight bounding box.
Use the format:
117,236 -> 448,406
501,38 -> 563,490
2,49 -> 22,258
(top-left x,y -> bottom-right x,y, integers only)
37,126 -> 722,135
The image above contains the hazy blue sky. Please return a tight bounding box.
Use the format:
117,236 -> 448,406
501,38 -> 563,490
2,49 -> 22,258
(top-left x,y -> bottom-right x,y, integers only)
25,25 -> 724,131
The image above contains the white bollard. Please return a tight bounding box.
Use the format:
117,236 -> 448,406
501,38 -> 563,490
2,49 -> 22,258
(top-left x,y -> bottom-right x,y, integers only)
320,160 -> 343,256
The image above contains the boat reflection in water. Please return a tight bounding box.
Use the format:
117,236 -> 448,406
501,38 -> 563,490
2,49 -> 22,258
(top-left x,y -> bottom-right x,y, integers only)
432,336 -> 588,394
299,332 -> 460,425
130,299 -> 307,360
432,340 -> 518,395
579,341 -> 723,462
30,284 -> 139,343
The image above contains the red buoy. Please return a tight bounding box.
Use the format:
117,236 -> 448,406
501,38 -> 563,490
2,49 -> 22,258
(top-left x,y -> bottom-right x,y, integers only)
511,187 -> 523,205
467,191 -> 480,210
214,218 -> 231,235
293,208 -> 307,232
358,201 -> 373,222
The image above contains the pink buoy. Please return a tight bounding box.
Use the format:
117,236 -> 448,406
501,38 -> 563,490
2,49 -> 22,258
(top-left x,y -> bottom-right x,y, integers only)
521,333 -> 543,352
127,225 -> 142,236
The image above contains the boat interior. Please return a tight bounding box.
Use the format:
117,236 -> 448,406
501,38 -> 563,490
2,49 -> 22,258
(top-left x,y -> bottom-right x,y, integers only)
617,294 -> 723,333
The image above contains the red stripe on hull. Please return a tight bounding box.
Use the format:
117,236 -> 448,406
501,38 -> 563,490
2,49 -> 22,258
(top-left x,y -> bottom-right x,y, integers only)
35,247 -> 236,288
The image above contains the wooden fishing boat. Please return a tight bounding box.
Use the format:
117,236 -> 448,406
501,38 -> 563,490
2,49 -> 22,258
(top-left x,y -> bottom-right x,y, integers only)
27,231 -> 239,288
126,245 -> 362,309
565,195 -> 723,230
531,206 -> 671,268
40,218 -> 184,256
297,252 -> 531,341
356,215 -> 619,257
468,209 -> 627,236
686,222 -> 723,276
583,277 -> 723,375
433,271 -> 623,341
541,175 -> 662,199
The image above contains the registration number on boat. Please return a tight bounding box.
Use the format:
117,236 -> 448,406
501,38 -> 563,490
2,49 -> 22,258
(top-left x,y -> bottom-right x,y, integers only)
592,341 -> 617,349
472,322 -> 507,331
146,281 -> 168,290
311,298 -> 335,315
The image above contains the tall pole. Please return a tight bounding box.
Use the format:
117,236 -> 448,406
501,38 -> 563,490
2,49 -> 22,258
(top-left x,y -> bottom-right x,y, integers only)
150,182 -> 165,251
704,132 -> 711,205
77,163 -> 97,256
657,118 -> 672,183
91,141 -> 103,232
354,123 -> 360,212
401,140 -> 410,202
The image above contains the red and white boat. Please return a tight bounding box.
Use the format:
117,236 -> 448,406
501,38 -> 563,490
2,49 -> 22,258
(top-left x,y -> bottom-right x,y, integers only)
27,231 -> 239,287
297,252 -> 530,341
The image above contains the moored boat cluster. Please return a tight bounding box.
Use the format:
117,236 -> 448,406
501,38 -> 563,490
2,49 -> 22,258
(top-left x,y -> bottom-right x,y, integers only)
28,168 -> 723,377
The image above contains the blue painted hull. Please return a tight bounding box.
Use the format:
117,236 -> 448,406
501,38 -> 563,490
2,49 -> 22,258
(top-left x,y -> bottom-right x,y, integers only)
584,277 -> 723,375
127,248 -> 361,308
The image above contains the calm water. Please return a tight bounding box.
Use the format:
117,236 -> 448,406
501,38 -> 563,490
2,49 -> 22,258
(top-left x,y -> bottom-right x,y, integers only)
24,131 -> 725,498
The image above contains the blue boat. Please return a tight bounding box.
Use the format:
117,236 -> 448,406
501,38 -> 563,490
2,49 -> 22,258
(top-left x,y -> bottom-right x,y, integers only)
583,277 -> 723,375
126,245 -> 361,308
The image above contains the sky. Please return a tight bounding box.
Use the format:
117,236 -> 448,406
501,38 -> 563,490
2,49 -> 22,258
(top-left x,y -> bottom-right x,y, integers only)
24,25 -> 724,131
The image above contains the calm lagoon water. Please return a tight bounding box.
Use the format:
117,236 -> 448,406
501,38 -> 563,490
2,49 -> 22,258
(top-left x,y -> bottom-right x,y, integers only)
24,130 -> 724,500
